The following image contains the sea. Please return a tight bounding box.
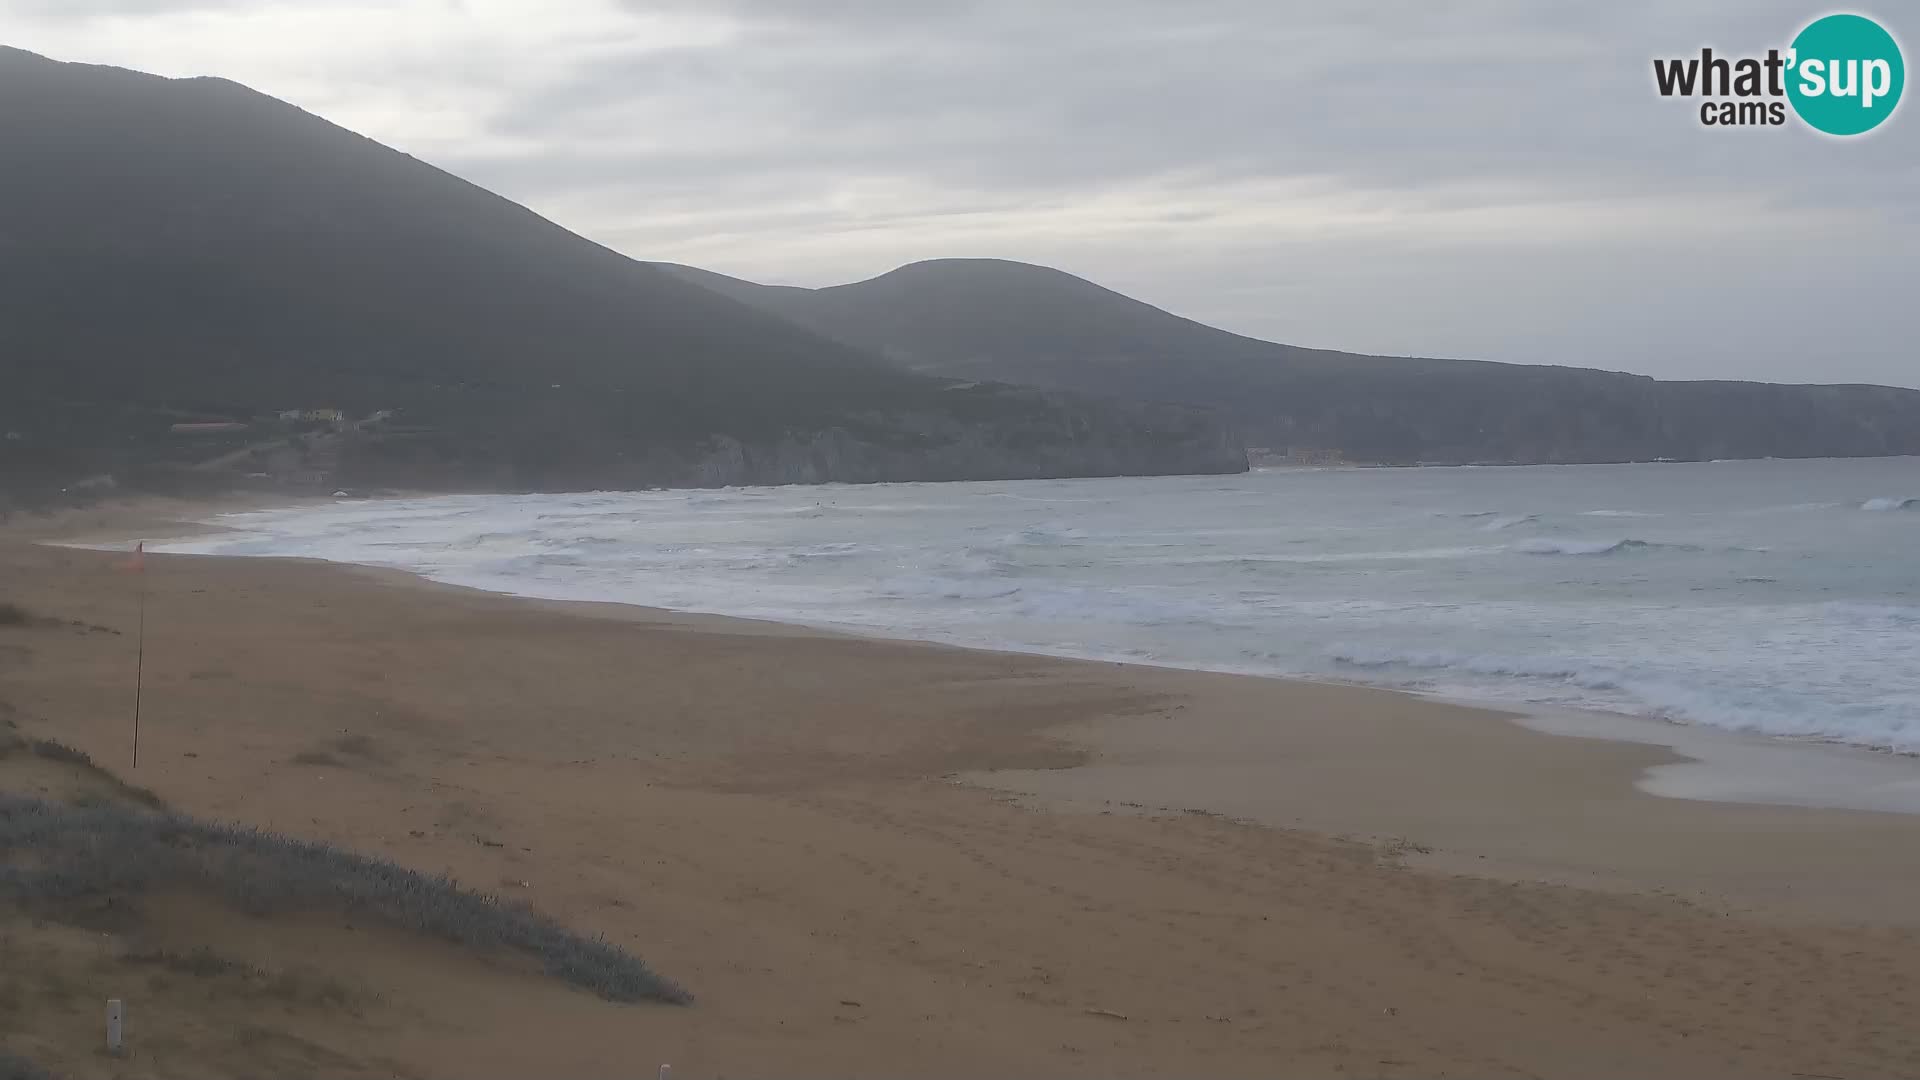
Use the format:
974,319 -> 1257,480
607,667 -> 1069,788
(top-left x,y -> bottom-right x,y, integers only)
153,457 -> 1920,754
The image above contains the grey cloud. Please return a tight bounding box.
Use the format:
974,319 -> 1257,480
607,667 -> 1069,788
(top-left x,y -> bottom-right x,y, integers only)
10,0 -> 1916,385
468,0 -> 1911,215
430,0 -> 1919,384
1,0 -> 240,15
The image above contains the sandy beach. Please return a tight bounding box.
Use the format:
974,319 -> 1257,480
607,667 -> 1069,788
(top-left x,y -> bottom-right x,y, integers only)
3,498 -> 1920,1079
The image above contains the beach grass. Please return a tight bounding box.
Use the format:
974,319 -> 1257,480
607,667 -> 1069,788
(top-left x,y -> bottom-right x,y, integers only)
120,946 -> 360,1008
0,795 -> 689,1005
0,735 -> 164,810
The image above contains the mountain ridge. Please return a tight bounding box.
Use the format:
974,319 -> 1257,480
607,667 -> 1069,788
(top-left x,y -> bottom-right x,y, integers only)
0,48 -> 1246,500
657,259 -> 1920,464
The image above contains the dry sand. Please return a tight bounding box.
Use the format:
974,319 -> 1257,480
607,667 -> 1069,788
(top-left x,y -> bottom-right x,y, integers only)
2,498 -> 1919,1078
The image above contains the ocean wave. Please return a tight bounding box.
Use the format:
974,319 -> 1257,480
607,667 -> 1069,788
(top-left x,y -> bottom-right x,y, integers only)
1328,645 -> 1917,751
1614,678 -> 1917,751
1862,496 -> 1918,511
1729,501 -> 1847,515
537,534 -> 628,548
794,541 -> 882,559
1478,514 -> 1538,531
870,576 -> 1230,629
1509,537 -> 1680,556
875,575 -> 1021,602
1105,547 -> 1498,569
1232,546 -> 1499,565
1508,537 -> 1773,556
991,493 -> 1111,504
1001,523 -> 1089,546
931,546 -> 1021,576
1329,646 -> 1625,690
1512,537 -> 1771,556
1823,601 -> 1920,625
684,490 -> 773,505
1011,587 -> 1232,627
147,470 -> 1920,756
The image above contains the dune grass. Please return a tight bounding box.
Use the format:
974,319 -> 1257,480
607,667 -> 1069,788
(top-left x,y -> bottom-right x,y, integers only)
0,795 -> 688,1005
18,739 -> 89,767
120,946 -> 359,1008
0,735 -> 164,810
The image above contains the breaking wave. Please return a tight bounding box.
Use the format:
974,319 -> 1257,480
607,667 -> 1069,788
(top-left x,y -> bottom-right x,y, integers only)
1477,513 -> 1538,531
1330,645 -> 1623,689
1579,509 -> 1659,518
1002,523 -> 1089,545
141,457 -> 1920,755
1329,645 -> 1918,751
1509,537 -> 1686,556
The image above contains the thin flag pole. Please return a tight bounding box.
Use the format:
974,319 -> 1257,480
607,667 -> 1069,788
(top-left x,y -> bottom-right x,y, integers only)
132,565 -> 145,769
118,541 -> 147,769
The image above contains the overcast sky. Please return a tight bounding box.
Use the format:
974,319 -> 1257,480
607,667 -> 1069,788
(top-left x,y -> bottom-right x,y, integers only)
4,0 -> 1916,386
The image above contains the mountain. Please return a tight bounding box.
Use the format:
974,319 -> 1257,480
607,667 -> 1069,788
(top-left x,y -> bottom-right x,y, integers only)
0,48 -> 1244,502
659,259 -> 1920,465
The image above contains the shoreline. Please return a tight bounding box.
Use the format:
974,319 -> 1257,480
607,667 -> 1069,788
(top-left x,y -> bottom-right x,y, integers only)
18,495 -> 1920,907
100,492 -> 1920,822
8,496 -> 1920,1076
1513,702 -> 1920,816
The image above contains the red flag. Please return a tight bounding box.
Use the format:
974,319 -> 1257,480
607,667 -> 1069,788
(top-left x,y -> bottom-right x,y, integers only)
116,541 -> 145,574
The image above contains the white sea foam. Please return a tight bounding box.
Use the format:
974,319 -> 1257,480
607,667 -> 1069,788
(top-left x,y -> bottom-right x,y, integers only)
1862,496 -> 1919,511
1330,645 -> 1626,690
1580,509 -> 1659,518
1004,523 -> 1089,545
1509,536 -> 1658,555
1328,645 -> 1918,751
150,457 -> 1920,754
1824,601 -> 1920,625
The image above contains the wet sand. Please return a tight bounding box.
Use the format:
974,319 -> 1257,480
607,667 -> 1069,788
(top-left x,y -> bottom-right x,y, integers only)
3,498 -> 1919,1078
974,675 -> 1920,924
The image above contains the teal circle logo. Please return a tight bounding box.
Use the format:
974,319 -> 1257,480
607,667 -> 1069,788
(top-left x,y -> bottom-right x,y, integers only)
1787,13 -> 1905,135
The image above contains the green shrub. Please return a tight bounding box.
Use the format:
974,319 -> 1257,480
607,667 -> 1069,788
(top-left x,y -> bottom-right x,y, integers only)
24,740 -> 88,766
0,796 -> 687,1005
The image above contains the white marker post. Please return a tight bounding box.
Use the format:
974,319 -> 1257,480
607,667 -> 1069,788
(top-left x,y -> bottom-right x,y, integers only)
106,998 -> 125,1056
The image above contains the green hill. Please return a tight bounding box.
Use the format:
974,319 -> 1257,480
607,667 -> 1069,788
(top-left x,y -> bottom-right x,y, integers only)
659,258 -> 1920,465
0,48 -> 1244,501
